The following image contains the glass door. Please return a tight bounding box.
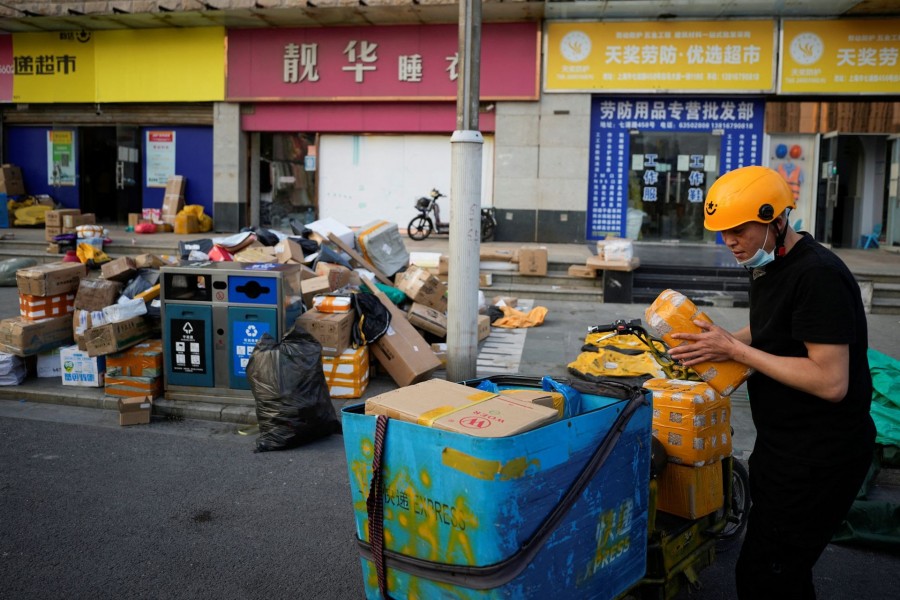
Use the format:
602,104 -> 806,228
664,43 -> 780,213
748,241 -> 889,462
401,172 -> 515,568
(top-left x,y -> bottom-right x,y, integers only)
628,131 -> 721,243
887,137 -> 899,248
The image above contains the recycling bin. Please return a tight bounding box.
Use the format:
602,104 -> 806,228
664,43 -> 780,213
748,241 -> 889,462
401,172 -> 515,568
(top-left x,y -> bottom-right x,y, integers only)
160,262 -> 304,404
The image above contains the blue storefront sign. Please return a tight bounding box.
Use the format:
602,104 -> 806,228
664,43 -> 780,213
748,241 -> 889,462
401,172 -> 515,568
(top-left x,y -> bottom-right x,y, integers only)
587,96 -> 765,240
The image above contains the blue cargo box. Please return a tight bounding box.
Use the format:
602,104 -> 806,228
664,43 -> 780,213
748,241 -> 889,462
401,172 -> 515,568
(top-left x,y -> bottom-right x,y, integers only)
342,377 -> 651,599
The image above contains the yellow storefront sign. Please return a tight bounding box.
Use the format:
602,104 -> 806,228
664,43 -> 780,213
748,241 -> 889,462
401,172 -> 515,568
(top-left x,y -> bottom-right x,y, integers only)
545,20 -> 776,93
780,19 -> 900,94
11,27 -> 224,103
12,32 -> 96,102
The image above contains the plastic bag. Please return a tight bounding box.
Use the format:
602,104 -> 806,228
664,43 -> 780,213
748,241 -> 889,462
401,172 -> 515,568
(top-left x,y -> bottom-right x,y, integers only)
246,326 -> 341,452
76,242 -> 111,269
185,205 -> 213,233
178,238 -> 214,260
0,353 -> 26,386
0,258 -> 38,286
121,269 -> 160,300
350,292 -> 391,347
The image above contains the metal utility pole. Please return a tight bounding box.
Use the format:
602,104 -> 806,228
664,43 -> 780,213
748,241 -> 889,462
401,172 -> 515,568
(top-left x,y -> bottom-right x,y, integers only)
446,0 -> 483,382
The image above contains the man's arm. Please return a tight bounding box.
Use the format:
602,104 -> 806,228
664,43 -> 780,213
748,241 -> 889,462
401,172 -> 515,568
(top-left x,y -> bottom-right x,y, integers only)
668,321 -> 850,403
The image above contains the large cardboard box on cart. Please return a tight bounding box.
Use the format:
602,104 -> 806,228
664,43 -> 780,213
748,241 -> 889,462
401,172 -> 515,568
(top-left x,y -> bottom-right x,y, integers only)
342,378 -> 651,599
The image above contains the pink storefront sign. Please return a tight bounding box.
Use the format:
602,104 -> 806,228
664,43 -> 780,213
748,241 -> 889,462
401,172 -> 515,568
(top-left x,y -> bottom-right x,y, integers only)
227,22 -> 539,102
0,35 -> 12,102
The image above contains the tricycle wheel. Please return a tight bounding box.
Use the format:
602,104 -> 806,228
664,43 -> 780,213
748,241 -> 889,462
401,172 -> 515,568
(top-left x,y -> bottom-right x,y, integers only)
407,216 -> 433,241
717,457 -> 750,549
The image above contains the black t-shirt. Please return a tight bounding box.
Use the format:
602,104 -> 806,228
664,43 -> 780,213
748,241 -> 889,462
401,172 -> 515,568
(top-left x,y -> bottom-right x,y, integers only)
746,233 -> 875,465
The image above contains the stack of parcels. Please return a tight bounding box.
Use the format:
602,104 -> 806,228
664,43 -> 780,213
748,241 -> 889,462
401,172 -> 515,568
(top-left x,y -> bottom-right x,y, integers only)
295,304 -> 354,357
395,265 -> 489,343
365,379 -> 559,438
321,345 -> 369,399
645,289 -> 754,397
105,339 -> 164,398
571,237 -> 640,278
0,262 -> 86,356
644,378 -> 732,519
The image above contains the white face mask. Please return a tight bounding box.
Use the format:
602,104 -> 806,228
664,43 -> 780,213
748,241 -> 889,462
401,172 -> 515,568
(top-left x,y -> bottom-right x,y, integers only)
737,226 -> 775,268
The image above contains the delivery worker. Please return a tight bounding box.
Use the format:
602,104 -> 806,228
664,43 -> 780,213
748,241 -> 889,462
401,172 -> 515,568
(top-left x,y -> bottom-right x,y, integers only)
667,165 -> 875,600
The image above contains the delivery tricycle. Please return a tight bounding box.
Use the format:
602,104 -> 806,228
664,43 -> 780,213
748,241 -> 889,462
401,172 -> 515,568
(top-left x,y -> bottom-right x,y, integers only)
341,318 -> 749,599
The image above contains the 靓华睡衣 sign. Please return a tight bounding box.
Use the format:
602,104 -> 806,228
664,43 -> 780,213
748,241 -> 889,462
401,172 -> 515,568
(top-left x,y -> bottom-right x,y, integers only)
226,22 -> 539,101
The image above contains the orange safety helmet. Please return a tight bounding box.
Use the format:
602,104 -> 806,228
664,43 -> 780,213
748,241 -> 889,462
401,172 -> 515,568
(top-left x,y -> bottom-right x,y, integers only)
704,166 -> 795,231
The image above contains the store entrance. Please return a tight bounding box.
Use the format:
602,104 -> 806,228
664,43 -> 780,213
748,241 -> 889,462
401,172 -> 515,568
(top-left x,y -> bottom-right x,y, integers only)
628,132 -> 721,243
78,127 -> 119,222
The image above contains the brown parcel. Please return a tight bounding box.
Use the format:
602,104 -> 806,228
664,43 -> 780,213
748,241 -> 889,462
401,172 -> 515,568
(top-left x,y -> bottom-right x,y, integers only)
74,278 -> 123,312
295,309 -> 353,357
16,262 -> 87,297
395,266 -> 447,312
518,247 -> 548,276
84,316 -> 153,357
0,315 -> 74,356
133,254 -> 165,269
300,276 -> 332,309
275,238 -> 306,264
118,395 -> 153,426
407,302 -> 447,338
365,379 -> 558,438
45,208 -> 81,228
477,314 -> 490,342
101,257 -> 137,283
363,274 -> 440,387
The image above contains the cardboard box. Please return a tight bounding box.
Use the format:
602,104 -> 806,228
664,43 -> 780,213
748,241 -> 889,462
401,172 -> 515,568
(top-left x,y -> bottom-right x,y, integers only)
162,194 -> 185,224
518,247 -> 548,276
315,262 -> 352,290
438,254 -> 449,275
396,266 -> 447,312
133,254 -> 165,269
128,213 -> 141,228
165,175 -> 186,197
407,302 -> 447,338
301,276 -> 332,309
45,225 -> 63,242
479,272 -> 493,287
568,265 -> 598,278
364,274 -> 440,387
491,296 -> 518,308
19,292 -> 75,321
37,348 -> 63,378
84,316 -> 153,357
101,257 -> 137,283
73,308 -> 104,351
118,395 -> 153,426
322,345 -> 369,399
295,309 -> 353,357
46,208 -> 81,227
106,339 -> 163,377
63,213 -> 96,231
365,379 -> 558,438
0,164 -> 25,195
233,246 -> 277,263
657,461 -> 724,520
275,238 -> 306,264
0,315 -> 73,356
479,248 -> 516,262
74,278 -> 122,312
477,314 -> 490,342
60,344 -> 106,387
596,237 -> 634,262
430,342 -> 447,367
16,262 -> 86,297
585,255 -> 641,272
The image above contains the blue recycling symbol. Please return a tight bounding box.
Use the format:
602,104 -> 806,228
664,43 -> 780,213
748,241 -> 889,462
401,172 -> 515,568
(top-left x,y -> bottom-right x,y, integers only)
245,325 -> 258,338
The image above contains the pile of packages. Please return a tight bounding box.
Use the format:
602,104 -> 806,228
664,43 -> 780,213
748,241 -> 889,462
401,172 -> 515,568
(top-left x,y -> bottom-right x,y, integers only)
640,288 -> 755,520
0,255 -> 169,425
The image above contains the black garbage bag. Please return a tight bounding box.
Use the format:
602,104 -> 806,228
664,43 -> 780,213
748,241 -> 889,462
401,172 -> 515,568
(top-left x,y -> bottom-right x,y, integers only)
350,292 -> 391,347
246,326 -> 341,452
315,244 -> 353,270
241,226 -> 279,247
288,236 -> 319,256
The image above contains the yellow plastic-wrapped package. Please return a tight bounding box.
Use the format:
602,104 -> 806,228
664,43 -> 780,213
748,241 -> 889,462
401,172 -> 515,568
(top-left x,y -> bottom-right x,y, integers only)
645,289 -> 754,396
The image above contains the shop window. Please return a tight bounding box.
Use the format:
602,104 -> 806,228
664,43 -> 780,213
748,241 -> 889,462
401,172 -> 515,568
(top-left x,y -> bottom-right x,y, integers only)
628,132 -> 721,243
260,132 -> 318,229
